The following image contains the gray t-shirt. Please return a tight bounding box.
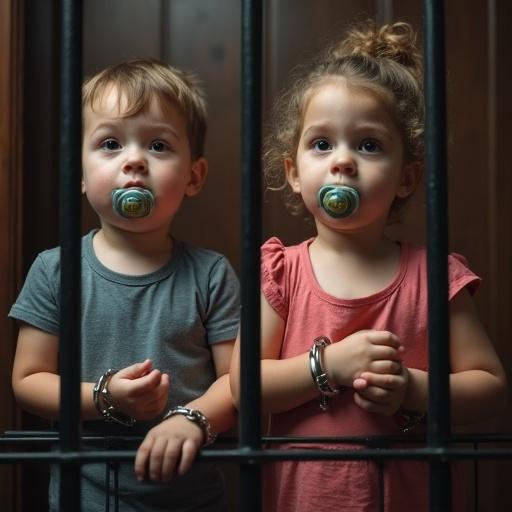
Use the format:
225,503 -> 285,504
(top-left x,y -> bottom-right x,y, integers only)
9,230 -> 240,511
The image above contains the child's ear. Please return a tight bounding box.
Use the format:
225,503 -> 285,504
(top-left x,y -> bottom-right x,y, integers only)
397,160 -> 422,199
185,157 -> 208,197
81,177 -> 86,194
284,158 -> 301,193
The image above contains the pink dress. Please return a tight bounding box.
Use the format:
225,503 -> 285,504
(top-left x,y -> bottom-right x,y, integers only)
261,237 -> 480,512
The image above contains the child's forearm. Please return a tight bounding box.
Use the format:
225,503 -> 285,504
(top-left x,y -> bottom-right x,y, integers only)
231,354 -> 319,415
449,370 -> 507,424
13,372 -> 100,421
184,374 -> 237,435
402,367 -> 508,425
259,355 -> 320,414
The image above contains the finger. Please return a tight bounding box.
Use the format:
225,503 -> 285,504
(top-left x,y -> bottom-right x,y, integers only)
366,331 -> 402,349
129,369 -> 164,397
356,385 -> 391,402
134,435 -> 154,481
148,437 -> 169,482
117,359 -> 153,380
353,377 -> 368,390
156,373 -> 171,395
177,438 -> 199,476
354,392 -> 391,415
370,345 -> 403,361
359,372 -> 404,390
159,440 -> 182,482
369,360 -> 402,375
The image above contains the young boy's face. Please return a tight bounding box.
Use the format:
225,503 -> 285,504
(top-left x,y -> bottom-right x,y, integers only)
81,85 -> 206,232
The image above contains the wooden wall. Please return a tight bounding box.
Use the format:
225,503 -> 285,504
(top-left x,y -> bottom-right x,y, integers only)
0,0 -> 23,510
1,0 -> 511,510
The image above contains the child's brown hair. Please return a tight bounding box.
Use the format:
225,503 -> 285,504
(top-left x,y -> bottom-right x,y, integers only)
83,59 -> 207,159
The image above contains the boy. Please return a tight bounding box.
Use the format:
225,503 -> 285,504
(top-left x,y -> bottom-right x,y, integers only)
10,60 -> 239,511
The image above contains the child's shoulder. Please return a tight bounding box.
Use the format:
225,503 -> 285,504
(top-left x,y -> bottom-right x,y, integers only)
261,236 -> 311,257
32,231 -> 93,268
179,240 -> 229,264
401,241 -> 480,296
402,241 -> 473,269
260,237 -> 313,285
177,240 -> 237,280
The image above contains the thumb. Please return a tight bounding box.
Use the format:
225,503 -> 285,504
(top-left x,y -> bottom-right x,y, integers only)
117,359 -> 153,380
353,377 -> 369,390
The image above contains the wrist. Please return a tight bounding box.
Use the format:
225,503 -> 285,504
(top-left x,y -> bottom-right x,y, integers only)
163,406 -> 217,446
402,367 -> 428,413
323,343 -> 349,387
309,336 -> 340,411
93,369 -> 135,427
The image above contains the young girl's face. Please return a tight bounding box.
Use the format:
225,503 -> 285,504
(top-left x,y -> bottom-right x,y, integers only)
286,80 -> 416,233
81,85 -> 206,232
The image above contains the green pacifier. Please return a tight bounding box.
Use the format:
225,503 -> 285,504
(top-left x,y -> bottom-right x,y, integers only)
111,187 -> 155,218
317,185 -> 360,218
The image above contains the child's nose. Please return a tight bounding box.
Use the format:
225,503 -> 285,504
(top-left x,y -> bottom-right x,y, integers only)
330,150 -> 356,176
122,149 -> 148,175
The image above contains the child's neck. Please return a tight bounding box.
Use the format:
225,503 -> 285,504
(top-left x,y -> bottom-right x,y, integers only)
309,223 -> 401,299
92,224 -> 174,276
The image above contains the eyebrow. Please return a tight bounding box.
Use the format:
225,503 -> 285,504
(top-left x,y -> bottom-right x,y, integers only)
302,122 -> 394,141
87,121 -> 181,141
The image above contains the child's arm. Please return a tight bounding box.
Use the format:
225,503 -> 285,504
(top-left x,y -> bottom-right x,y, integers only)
134,339 -> 236,482
12,324 -> 169,422
355,289 -> 508,424
403,289 -> 507,424
230,294 -> 403,414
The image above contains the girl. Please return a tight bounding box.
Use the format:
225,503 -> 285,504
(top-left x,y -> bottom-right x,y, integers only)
230,21 -> 507,512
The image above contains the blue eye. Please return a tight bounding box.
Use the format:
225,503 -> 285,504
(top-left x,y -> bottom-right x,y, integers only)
312,139 -> 332,152
101,139 -> 121,151
359,139 -> 381,154
150,141 -> 168,152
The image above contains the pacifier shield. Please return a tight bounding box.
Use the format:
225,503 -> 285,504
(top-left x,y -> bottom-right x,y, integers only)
111,188 -> 155,218
317,185 -> 360,218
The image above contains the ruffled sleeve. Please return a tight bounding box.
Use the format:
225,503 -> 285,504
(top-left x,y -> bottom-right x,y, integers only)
261,237 -> 288,319
448,252 -> 481,300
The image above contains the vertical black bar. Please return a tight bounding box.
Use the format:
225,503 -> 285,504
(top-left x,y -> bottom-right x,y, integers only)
59,0 -> 82,510
240,0 -> 262,511
423,1 -> 452,511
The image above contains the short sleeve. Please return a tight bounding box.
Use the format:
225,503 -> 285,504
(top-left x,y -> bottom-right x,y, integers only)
205,256 -> 240,344
261,237 -> 288,319
448,252 -> 481,300
9,252 -> 60,334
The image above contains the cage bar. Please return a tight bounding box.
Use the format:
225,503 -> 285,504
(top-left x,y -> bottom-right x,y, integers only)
423,0 -> 452,510
58,0 -> 83,510
239,0 -> 263,510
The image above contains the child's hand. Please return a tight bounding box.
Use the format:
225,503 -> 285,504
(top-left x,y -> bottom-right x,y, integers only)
134,414 -> 204,482
352,366 -> 409,416
325,330 -> 403,388
107,359 -> 170,421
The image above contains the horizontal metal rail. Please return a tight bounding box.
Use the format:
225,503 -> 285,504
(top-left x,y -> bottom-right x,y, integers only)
2,432 -> 512,464
2,447 -> 512,464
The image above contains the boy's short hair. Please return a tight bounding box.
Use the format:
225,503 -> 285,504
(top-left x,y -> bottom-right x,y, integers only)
82,59 -> 207,159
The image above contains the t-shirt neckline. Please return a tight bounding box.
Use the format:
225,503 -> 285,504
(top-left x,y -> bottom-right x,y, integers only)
83,229 -> 180,286
299,238 -> 409,307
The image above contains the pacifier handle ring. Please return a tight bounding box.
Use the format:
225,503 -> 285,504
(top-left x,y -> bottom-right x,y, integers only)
111,187 -> 155,219
317,185 -> 360,219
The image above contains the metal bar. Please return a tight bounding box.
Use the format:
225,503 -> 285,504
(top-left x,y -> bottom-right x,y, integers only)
240,0 -> 263,510
58,0 -> 83,510
423,1 -> 451,511
3,447 -> 512,464
4,431 -> 512,444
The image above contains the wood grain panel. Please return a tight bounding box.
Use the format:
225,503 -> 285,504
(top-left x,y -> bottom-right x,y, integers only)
0,0 -> 23,510
164,0 -> 242,272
